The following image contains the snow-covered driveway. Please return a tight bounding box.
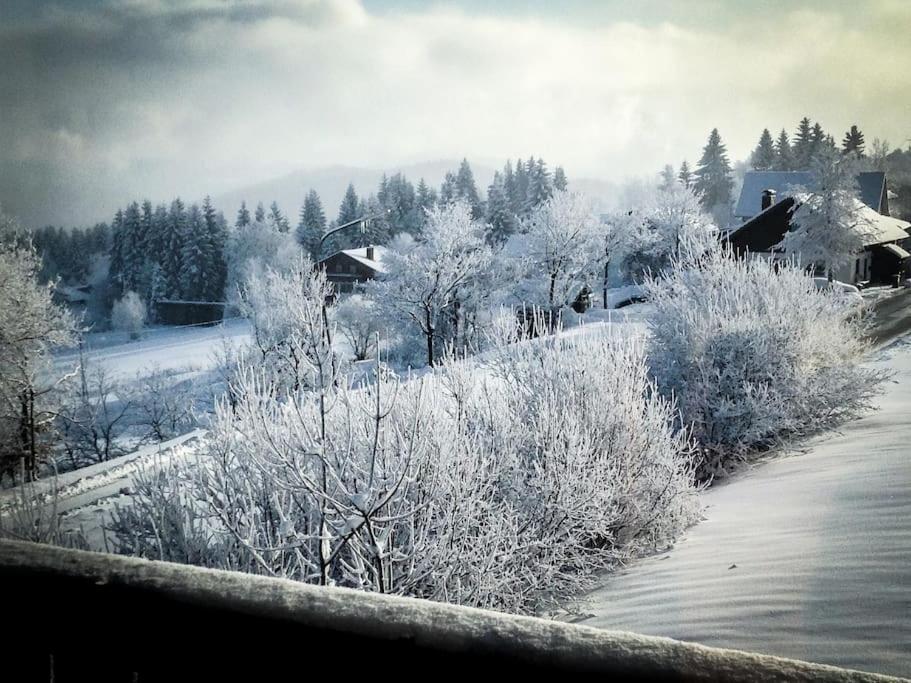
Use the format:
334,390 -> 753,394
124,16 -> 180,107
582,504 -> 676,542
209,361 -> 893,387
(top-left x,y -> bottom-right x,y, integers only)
576,336 -> 911,678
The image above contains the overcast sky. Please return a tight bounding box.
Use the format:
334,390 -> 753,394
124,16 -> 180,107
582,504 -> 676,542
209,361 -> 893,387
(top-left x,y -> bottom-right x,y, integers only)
2,0 -> 910,227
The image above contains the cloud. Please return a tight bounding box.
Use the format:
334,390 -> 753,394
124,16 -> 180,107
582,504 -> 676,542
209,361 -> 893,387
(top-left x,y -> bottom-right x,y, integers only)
1,0 -> 909,226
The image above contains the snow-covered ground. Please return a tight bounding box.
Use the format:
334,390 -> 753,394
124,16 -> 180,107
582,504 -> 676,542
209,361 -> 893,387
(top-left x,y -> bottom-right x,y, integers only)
54,318 -> 252,381
574,335 -> 911,678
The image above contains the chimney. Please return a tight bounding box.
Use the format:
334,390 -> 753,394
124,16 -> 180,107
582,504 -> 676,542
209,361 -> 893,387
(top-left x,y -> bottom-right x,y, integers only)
761,189 -> 776,211
366,245 -> 375,261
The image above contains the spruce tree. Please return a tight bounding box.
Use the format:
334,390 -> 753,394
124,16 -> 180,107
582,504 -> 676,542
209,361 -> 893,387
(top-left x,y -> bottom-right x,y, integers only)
254,202 -> 266,224
525,158 -> 553,211
678,160 -> 692,188
202,196 -> 227,301
751,129 -> 777,171
108,208 -> 126,295
553,166 -> 568,191
793,117 -> 814,169
842,125 -> 866,156
235,200 -> 251,229
179,204 -> 208,301
774,129 -> 794,171
337,184 -> 360,226
485,171 -> 516,244
413,178 -> 437,234
439,171 -> 457,205
297,190 -> 327,259
512,158 -> 529,217
694,128 -> 734,223
454,158 -> 484,218
162,198 -> 187,298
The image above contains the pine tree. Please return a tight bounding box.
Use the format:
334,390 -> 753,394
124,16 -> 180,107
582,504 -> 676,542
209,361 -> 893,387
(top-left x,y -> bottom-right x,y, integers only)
842,125 -> 866,156
337,184 -> 360,226
512,159 -> 529,217
162,198 -> 187,298
108,208 -> 126,294
254,202 -> 266,224
525,158 -> 554,211
379,173 -> 416,236
677,161 -> 692,188
236,201 -> 251,229
454,158 -> 484,218
751,129 -> 777,171
179,204 -> 208,301
774,129 -> 794,171
486,171 -> 516,244
413,178 -> 438,234
297,190 -> 327,259
553,166 -> 568,191
202,196 -> 227,301
793,117 -> 814,169
693,128 -> 734,223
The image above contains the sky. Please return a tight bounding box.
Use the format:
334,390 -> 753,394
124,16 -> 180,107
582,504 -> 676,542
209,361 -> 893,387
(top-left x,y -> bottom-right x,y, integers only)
2,0 -> 910,227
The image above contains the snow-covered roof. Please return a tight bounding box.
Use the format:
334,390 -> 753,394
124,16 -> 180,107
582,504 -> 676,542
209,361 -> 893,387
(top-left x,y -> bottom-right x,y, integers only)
853,200 -> 910,245
735,171 -> 886,219
340,246 -> 390,274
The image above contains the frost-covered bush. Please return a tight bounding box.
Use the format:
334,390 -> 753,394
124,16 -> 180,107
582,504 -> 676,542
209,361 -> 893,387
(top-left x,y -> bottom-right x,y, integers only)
112,296 -> 698,614
111,290 -> 146,339
647,249 -> 886,478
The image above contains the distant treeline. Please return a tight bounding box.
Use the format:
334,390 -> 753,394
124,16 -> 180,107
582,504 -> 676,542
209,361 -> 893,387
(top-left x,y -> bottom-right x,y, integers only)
31,156 -> 567,325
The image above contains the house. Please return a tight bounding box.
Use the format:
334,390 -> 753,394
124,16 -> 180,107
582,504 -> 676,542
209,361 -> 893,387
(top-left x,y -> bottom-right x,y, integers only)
725,189 -> 911,285
317,246 -> 388,294
734,171 -> 889,222
53,284 -> 93,316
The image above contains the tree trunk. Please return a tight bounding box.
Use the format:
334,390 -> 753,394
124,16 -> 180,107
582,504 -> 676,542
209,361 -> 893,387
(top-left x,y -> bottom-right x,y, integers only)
603,256 -> 611,309
425,308 -> 435,367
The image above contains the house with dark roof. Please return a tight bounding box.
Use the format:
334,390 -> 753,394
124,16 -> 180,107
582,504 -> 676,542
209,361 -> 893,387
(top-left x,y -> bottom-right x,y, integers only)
317,246 -> 388,295
735,171 -> 889,222
725,190 -> 910,285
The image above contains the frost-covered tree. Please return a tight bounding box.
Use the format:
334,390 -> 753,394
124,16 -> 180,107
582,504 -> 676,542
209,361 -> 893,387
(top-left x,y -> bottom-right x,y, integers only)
333,294 -> 382,361
620,184 -> 717,281
226,218 -> 298,305
553,166 -> 568,191
254,202 -> 266,224
598,210 -> 636,307
774,129 -> 794,171
268,201 -> 290,233
413,179 -> 437,234
778,146 -> 872,279
750,129 -> 777,171
111,290 -> 146,339
520,190 -> 601,310
647,248 -> 885,478
842,125 -> 866,156
0,209 -> 77,482
236,256 -> 338,394
369,201 -> 492,366
693,128 -> 733,225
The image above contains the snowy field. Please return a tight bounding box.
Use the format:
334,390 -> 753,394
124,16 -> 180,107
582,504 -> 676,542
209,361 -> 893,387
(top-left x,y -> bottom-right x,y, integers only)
574,335 -> 911,678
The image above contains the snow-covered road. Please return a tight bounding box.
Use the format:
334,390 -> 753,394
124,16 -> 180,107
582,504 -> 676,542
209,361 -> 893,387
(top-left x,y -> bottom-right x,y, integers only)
576,336 -> 911,678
